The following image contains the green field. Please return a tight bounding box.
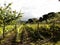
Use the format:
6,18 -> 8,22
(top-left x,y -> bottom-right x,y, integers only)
0,23 -> 60,45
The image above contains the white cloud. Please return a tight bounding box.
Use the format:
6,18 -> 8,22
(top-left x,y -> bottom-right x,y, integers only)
0,0 -> 60,20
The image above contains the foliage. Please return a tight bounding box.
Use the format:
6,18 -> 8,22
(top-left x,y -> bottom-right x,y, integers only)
0,3 -> 22,38
0,5 -> 60,45
0,3 -> 22,25
27,19 -> 33,23
26,12 -> 60,23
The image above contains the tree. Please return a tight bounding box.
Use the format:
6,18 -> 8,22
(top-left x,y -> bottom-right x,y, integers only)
39,17 -> 43,22
48,12 -> 56,19
32,18 -> 38,23
43,14 -> 48,23
27,18 -> 38,23
27,19 -> 33,23
0,3 -> 22,38
42,12 -> 56,23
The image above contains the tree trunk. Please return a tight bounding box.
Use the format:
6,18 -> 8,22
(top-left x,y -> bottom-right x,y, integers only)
46,19 -> 47,24
3,20 -> 5,38
37,22 -> 39,30
14,24 -> 17,42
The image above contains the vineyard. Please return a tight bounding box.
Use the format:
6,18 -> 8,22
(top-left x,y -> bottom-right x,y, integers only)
0,23 -> 60,45
0,3 -> 60,45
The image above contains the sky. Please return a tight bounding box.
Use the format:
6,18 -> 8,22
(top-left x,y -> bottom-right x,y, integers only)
0,0 -> 60,21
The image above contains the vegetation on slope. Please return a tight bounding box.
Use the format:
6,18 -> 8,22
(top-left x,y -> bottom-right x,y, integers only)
0,3 -> 60,45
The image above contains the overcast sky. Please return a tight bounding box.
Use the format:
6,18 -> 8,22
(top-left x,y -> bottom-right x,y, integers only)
0,0 -> 60,21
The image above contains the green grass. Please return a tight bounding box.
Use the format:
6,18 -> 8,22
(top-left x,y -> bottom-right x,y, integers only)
0,23 -> 60,35
0,27 -> 3,35
0,25 -> 14,36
